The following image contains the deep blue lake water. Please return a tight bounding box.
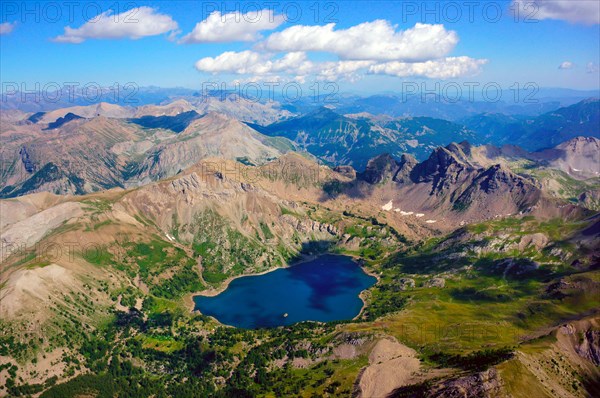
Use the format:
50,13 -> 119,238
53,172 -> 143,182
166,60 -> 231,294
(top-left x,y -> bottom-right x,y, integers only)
193,254 -> 376,329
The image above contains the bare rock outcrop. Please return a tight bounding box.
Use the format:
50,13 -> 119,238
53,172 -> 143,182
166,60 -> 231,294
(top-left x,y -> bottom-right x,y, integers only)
518,233 -> 549,251
280,214 -> 338,236
576,329 -> 600,366
429,368 -> 504,398
357,338 -> 421,398
398,278 -> 416,290
0,202 -> 83,255
426,277 -> 446,288
361,154 -> 401,184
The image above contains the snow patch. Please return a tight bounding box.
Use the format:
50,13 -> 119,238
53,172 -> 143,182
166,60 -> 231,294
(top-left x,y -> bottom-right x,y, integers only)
415,213 -> 425,218
381,201 -> 393,211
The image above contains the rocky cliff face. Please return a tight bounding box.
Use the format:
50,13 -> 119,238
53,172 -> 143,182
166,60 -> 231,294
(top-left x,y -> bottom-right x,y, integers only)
430,368 -> 504,398
453,164 -> 541,214
361,154 -> 401,184
408,144 -> 474,195
576,329 -> 600,366
356,142 -> 548,221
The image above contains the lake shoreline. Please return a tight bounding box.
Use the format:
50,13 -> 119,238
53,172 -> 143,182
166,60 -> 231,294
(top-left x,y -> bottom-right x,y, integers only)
185,252 -> 322,314
353,260 -> 380,321
186,252 -> 378,320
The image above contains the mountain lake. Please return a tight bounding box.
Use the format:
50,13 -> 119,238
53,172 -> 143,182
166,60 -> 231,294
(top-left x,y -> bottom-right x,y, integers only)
193,254 -> 377,329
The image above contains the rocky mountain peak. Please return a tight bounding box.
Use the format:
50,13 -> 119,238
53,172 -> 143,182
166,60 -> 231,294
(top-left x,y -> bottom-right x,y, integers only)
410,144 -> 472,185
93,102 -> 133,118
393,154 -> 418,184
556,136 -> 599,150
44,112 -> 84,130
452,162 -> 541,215
532,135 -> 600,179
475,164 -> 527,194
361,153 -> 401,184
446,141 -> 473,161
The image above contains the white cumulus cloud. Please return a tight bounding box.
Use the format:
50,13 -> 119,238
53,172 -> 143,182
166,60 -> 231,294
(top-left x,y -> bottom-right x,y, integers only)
512,0 -> 599,25
368,57 -> 488,79
196,51 -> 314,77
181,10 -> 284,43
0,22 -> 16,35
260,21 -> 458,62
195,51 -> 484,81
54,7 -> 178,43
194,19 -> 486,81
196,50 -> 275,74
195,50 -> 374,81
558,61 -> 574,69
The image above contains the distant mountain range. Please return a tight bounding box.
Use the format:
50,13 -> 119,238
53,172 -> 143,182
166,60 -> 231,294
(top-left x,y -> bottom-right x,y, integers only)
250,107 -> 477,169
3,86 -> 598,118
1,95 -> 598,208
0,103 -> 296,197
252,98 -> 599,168
462,98 -> 600,150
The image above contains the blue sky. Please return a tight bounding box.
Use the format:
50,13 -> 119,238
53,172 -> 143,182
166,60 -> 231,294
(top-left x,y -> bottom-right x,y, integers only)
1,0 -> 599,93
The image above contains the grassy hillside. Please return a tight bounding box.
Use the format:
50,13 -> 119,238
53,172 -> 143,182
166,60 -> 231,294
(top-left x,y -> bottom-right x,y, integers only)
0,167 -> 598,397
